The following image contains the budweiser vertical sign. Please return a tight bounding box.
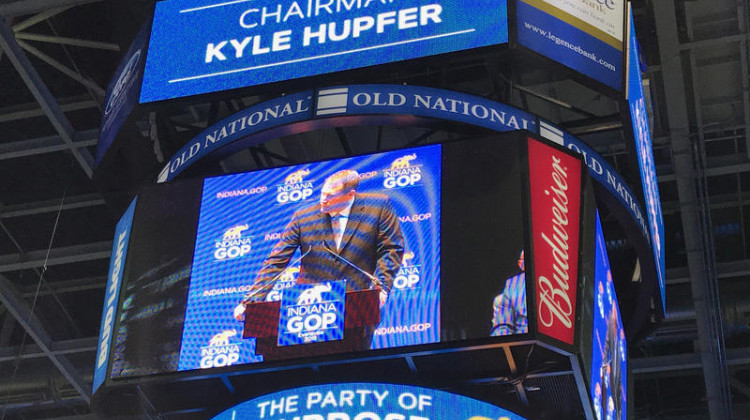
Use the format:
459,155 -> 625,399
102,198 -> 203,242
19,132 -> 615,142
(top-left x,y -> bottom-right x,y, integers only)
528,137 -> 582,345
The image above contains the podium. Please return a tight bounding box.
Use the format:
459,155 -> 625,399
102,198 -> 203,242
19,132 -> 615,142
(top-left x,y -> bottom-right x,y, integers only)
242,289 -> 380,361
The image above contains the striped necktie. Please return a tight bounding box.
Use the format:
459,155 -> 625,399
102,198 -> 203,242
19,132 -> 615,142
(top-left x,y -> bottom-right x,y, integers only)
332,213 -> 347,249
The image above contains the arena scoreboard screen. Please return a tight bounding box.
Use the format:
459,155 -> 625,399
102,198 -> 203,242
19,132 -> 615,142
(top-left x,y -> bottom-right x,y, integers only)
96,133 -> 555,385
209,383 -> 528,419
140,0 -> 509,102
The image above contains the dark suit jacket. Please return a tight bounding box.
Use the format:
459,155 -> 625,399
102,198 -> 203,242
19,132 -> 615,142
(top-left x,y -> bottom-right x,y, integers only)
247,193 -> 404,300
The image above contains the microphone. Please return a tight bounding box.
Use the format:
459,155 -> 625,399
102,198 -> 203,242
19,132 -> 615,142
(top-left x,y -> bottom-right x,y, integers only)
320,244 -> 388,292
240,246 -> 312,304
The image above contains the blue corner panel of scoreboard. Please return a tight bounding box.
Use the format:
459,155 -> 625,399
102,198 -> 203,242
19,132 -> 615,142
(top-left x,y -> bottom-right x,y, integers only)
627,10 -> 665,312
93,198 -> 137,392
591,213 -> 627,420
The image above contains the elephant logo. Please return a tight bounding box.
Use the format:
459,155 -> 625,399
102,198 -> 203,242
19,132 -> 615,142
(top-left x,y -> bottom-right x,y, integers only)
208,330 -> 236,347
297,284 -> 332,305
285,169 -> 310,184
223,224 -> 248,241
390,154 -> 417,169
279,267 -> 300,282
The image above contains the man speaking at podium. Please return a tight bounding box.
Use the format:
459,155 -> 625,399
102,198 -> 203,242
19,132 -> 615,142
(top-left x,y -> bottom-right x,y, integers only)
234,169 -> 404,320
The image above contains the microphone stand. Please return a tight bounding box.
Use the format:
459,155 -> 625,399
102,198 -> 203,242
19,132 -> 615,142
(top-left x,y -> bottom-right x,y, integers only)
321,244 -> 388,292
240,246 -> 312,304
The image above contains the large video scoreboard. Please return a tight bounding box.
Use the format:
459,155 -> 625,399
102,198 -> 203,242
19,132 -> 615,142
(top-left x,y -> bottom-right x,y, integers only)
96,133 -> 554,386
88,0 -> 660,416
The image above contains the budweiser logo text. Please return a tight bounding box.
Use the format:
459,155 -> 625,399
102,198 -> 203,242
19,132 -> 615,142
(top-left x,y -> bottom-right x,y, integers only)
529,138 -> 581,345
538,156 -> 574,330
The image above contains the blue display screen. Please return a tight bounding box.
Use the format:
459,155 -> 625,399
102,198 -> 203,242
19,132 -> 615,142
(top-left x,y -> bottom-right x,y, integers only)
591,213 -> 627,420
93,198 -> 137,392
96,24 -> 147,165
177,145 -> 441,370
140,0 -> 508,103
627,10 -> 665,313
209,382 -> 527,419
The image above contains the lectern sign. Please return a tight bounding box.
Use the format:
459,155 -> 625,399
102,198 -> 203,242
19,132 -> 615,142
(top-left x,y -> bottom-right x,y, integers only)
278,281 -> 346,346
528,137 -> 582,346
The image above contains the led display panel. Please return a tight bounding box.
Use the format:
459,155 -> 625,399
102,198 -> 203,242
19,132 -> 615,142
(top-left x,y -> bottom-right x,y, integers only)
96,24 -> 147,166
208,383 -> 527,419
627,9 -> 665,313
528,137 -> 582,346
516,0 -> 625,90
590,213 -> 627,420
93,199 -> 137,392
140,0 -> 509,103
179,146 -> 441,369
105,134 -> 530,381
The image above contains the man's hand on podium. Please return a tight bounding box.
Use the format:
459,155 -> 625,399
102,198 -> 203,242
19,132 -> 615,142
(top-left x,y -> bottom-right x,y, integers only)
379,289 -> 388,308
233,303 -> 246,321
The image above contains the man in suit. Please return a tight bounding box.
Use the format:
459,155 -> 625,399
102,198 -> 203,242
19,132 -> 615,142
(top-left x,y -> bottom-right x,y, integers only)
601,306 -> 623,420
490,251 -> 528,336
234,169 -> 404,320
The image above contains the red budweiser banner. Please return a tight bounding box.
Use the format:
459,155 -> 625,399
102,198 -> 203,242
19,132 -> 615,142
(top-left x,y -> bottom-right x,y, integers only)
528,137 -> 582,346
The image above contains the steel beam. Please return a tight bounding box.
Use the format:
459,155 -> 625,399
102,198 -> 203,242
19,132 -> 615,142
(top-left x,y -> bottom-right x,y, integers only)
632,347 -> 750,375
741,39 -> 750,160
15,33 -> 120,51
661,191 -> 750,215
659,158 -> 750,182
17,39 -> 106,97
0,274 -> 91,403
0,336 -> 97,363
0,96 -> 97,123
0,309 -> 14,347
11,6 -> 70,32
0,129 -> 98,160
0,241 -> 112,273
667,259 -> 750,285
679,33 -> 750,51
654,1 -> 733,418
20,276 -> 106,297
0,18 -> 94,177
0,192 -> 105,218
0,0 -> 101,18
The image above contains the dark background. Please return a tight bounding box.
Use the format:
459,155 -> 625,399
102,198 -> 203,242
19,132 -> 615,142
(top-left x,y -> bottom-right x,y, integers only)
441,133 -> 527,341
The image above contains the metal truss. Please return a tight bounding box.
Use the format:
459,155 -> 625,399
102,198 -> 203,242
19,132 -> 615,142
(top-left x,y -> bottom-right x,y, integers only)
0,129 -> 99,161
0,274 -> 91,403
0,19 -> 94,177
0,0 -> 102,18
0,242 -> 112,273
0,336 -> 96,364
0,193 -> 105,219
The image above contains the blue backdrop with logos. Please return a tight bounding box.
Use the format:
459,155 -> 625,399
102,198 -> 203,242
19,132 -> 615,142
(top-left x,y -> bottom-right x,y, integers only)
178,145 -> 441,371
